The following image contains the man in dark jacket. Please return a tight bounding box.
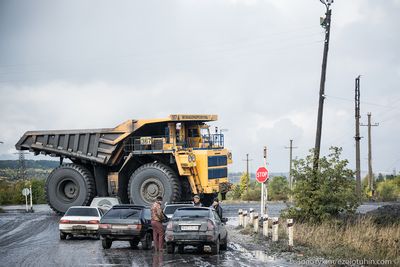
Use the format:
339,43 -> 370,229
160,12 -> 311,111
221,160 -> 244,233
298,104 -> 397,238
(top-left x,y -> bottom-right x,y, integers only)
211,197 -> 223,220
193,195 -> 203,207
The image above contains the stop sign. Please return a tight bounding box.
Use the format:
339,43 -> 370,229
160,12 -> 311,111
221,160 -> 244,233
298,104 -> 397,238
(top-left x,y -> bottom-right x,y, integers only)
256,167 -> 269,183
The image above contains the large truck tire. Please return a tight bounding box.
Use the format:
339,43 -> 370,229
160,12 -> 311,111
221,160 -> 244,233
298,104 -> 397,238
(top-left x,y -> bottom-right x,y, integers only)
128,163 -> 181,206
45,164 -> 96,214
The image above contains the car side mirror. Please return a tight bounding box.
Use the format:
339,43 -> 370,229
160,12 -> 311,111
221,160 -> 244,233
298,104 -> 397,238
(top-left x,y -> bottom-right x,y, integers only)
221,218 -> 228,223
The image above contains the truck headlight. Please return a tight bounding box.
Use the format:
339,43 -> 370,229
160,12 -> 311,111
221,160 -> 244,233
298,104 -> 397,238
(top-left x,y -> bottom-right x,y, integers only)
188,154 -> 196,162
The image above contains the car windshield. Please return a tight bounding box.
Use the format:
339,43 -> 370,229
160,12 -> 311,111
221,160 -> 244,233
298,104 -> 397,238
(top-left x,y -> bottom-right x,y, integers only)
164,205 -> 192,215
173,209 -> 210,218
65,208 -> 98,217
103,208 -> 141,219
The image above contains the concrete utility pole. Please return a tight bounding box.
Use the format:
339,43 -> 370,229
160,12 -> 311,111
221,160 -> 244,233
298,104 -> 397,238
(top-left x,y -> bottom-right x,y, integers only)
243,154 -> 253,195
313,0 -> 333,170
354,76 -> 362,199
285,140 -> 297,201
361,113 -> 379,196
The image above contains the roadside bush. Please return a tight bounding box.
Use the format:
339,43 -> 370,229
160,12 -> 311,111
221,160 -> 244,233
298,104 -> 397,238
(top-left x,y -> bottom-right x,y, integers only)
281,147 -> 359,223
241,187 -> 261,201
376,180 -> 399,201
226,184 -> 243,200
268,176 -> 289,201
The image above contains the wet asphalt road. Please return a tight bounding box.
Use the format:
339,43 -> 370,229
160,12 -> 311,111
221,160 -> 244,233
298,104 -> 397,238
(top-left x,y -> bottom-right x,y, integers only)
0,202 -> 388,267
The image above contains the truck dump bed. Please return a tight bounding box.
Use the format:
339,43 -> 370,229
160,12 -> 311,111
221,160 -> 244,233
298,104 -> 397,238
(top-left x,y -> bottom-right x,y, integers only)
15,121 -> 136,166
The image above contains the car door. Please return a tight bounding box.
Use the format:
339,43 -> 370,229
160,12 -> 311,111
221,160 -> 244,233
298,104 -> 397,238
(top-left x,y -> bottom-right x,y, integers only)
212,210 -> 227,240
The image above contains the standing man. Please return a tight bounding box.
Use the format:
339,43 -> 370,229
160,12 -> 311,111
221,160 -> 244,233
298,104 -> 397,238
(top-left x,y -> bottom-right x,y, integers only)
193,195 -> 202,207
151,196 -> 165,252
211,198 -> 223,219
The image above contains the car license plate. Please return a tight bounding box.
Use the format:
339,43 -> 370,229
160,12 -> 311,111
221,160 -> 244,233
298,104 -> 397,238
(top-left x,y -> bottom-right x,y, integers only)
181,225 -> 198,231
72,225 -> 86,230
112,225 -> 128,230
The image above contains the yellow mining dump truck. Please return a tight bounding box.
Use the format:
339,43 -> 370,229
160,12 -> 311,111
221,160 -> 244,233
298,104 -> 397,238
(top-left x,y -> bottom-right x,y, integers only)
16,114 -> 232,213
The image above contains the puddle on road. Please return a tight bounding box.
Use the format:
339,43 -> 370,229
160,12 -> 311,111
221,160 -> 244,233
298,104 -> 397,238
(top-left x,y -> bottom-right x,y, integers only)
228,242 -> 292,266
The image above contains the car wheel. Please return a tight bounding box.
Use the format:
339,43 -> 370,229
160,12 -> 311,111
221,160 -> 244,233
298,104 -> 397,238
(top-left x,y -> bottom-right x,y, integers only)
130,239 -> 139,249
220,236 -> 228,251
45,164 -> 96,214
128,163 -> 181,206
68,234 -> 73,239
141,232 -> 152,250
167,243 -> 175,254
60,232 -> 66,240
178,245 -> 184,254
95,233 -> 100,240
210,238 -> 220,255
102,238 -> 112,249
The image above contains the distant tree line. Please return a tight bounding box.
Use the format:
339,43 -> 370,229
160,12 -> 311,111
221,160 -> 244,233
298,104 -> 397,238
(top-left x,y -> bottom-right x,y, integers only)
0,160 -> 59,169
226,173 -> 290,201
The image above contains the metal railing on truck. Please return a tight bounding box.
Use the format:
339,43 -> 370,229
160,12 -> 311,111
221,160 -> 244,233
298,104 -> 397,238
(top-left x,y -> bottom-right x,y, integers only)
123,134 -> 224,153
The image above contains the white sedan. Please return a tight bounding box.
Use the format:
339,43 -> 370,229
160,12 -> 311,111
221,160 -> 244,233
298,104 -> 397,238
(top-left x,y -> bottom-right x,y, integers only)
59,206 -> 104,240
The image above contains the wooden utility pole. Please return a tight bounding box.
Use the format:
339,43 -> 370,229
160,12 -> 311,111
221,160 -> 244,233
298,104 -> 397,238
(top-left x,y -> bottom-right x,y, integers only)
243,154 -> 253,195
285,140 -> 298,201
361,113 -> 379,196
313,1 -> 333,170
354,76 -> 362,199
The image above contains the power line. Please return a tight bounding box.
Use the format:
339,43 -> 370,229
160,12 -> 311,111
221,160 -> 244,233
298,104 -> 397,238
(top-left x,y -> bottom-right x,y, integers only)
325,94 -> 398,109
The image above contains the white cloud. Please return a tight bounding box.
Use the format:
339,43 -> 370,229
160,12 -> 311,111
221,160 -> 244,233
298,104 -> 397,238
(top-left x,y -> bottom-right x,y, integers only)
0,0 -> 399,174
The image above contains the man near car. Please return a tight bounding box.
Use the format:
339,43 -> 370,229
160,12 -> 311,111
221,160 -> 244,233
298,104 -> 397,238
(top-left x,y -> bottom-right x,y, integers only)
193,195 -> 202,207
210,197 -> 223,219
151,196 -> 165,251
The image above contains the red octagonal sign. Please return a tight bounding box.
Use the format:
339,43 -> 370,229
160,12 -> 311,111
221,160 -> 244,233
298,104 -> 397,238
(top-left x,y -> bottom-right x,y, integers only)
256,167 -> 269,183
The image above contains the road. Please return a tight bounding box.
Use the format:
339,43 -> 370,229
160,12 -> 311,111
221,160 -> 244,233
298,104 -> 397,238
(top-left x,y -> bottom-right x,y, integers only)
0,202 -> 388,267
0,203 -> 292,267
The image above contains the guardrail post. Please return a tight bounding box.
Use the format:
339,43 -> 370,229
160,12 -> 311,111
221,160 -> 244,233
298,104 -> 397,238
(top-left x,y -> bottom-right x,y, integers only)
243,210 -> 248,228
262,215 -> 269,237
238,209 -> 243,227
253,212 -> 259,233
272,217 -> 279,242
287,219 -> 294,249
249,208 -> 254,225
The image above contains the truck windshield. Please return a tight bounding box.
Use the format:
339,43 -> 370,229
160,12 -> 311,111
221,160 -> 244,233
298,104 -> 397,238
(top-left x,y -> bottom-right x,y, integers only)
65,208 -> 98,217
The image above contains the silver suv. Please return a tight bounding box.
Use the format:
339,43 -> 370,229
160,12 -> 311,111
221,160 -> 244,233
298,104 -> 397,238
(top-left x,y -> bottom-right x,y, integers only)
165,207 -> 228,254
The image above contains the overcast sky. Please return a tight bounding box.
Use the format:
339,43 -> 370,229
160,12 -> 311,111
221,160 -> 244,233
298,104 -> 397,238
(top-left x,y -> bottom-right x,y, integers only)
0,0 -> 399,175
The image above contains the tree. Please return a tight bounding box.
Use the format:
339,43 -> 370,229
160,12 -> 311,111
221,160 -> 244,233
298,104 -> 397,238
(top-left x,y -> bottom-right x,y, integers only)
282,147 -> 359,222
269,176 -> 289,201
239,172 -> 249,193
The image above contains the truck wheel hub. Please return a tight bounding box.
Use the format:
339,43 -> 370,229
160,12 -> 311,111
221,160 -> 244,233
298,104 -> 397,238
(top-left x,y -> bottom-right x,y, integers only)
59,179 -> 78,200
140,178 -> 164,202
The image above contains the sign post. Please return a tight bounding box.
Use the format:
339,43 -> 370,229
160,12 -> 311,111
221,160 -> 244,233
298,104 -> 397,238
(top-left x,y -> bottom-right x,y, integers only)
29,185 -> 33,212
263,146 -> 268,216
22,188 -> 30,212
256,164 -> 269,217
